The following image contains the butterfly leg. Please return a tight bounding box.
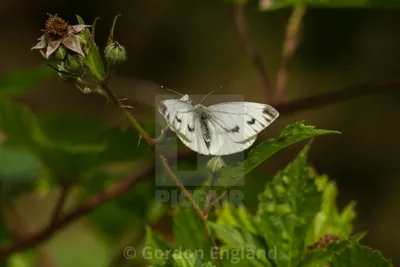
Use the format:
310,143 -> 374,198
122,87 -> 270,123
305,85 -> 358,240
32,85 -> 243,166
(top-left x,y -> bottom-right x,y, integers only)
152,126 -> 169,144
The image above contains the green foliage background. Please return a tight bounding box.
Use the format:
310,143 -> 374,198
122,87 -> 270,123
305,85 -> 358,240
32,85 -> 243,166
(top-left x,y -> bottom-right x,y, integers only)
1,0 -> 400,266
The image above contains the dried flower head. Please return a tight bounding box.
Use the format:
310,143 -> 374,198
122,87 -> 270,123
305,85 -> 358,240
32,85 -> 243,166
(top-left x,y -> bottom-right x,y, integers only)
45,14 -> 70,40
32,14 -> 89,59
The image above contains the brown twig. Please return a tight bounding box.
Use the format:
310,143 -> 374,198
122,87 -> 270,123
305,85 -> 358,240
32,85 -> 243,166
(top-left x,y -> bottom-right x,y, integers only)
0,165 -> 154,260
274,5 -> 306,104
48,184 -> 71,227
203,190 -> 230,218
275,81 -> 400,114
232,4 -> 273,101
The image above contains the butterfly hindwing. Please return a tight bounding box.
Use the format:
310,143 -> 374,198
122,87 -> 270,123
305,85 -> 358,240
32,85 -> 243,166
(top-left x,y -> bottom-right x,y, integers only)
205,116 -> 257,155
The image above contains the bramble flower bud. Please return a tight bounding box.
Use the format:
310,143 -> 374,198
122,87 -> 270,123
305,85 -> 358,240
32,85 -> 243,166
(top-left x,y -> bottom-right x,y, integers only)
207,156 -> 226,173
64,54 -> 84,75
105,41 -> 127,65
57,62 -> 77,81
52,45 -> 67,61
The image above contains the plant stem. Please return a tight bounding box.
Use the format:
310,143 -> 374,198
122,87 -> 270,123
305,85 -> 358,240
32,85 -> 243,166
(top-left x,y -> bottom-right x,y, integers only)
159,156 -> 205,223
275,5 -> 306,104
99,81 -> 209,235
203,190 -> 230,218
232,4 -> 273,101
100,81 -> 154,146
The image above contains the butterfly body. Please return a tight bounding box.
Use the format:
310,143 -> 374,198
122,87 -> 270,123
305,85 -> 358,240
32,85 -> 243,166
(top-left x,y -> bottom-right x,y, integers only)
158,94 -> 279,156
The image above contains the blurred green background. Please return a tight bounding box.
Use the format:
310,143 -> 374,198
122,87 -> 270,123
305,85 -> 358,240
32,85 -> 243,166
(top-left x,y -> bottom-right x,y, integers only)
1,0 -> 400,266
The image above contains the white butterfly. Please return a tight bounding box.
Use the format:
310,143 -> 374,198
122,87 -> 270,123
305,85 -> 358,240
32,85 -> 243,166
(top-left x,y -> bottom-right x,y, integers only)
158,94 -> 279,156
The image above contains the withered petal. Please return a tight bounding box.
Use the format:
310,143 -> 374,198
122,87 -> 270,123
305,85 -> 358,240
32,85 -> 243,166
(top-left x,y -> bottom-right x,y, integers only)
70,24 -> 90,34
31,35 -> 47,50
62,34 -> 85,57
46,40 -> 61,58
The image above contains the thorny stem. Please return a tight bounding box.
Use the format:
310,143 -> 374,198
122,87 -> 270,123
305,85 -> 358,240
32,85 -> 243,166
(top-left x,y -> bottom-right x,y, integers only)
203,173 -> 218,217
158,156 -> 204,223
159,149 -> 216,250
100,82 -> 154,146
99,81 -> 211,240
203,190 -> 230,218
275,5 -> 306,104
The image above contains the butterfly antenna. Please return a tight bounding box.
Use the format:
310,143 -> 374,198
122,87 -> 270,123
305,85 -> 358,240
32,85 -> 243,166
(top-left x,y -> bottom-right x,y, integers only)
198,86 -> 223,104
160,85 -> 185,97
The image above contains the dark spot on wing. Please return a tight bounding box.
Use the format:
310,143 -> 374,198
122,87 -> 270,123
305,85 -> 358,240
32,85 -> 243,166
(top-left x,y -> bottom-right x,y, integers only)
175,116 -> 182,123
262,108 -> 275,123
159,103 -> 167,114
260,122 -> 265,128
263,116 -> 271,123
188,125 -> 194,132
166,113 -> 170,120
247,118 -> 256,125
231,126 -> 240,132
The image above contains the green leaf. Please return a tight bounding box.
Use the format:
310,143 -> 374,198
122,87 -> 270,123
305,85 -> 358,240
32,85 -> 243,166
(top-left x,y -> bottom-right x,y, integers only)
209,222 -> 273,266
0,145 -> 41,182
259,0 -> 400,11
217,122 -> 340,186
107,14 -> 121,46
329,242 -> 393,267
299,249 -> 334,267
76,15 -> 105,81
216,202 -> 258,235
306,179 -> 356,245
38,115 -> 107,154
171,251 -> 205,267
88,181 -> 157,239
145,227 -> 174,266
33,115 -> 109,178
209,222 -> 261,250
256,145 -> 322,267
0,98 -> 52,149
350,232 -> 367,242
173,207 -> 213,261
0,65 -> 54,97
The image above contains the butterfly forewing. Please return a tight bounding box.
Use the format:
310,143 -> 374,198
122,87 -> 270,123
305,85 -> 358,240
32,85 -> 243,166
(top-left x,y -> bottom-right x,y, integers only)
158,96 -> 195,142
159,95 -> 209,155
206,102 -> 279,143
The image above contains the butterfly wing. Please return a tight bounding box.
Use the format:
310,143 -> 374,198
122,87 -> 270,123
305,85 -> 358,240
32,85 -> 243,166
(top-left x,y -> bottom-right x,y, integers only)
205,102 -> 279,155
158,95 -> 210,155
205,117 -> 257,155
